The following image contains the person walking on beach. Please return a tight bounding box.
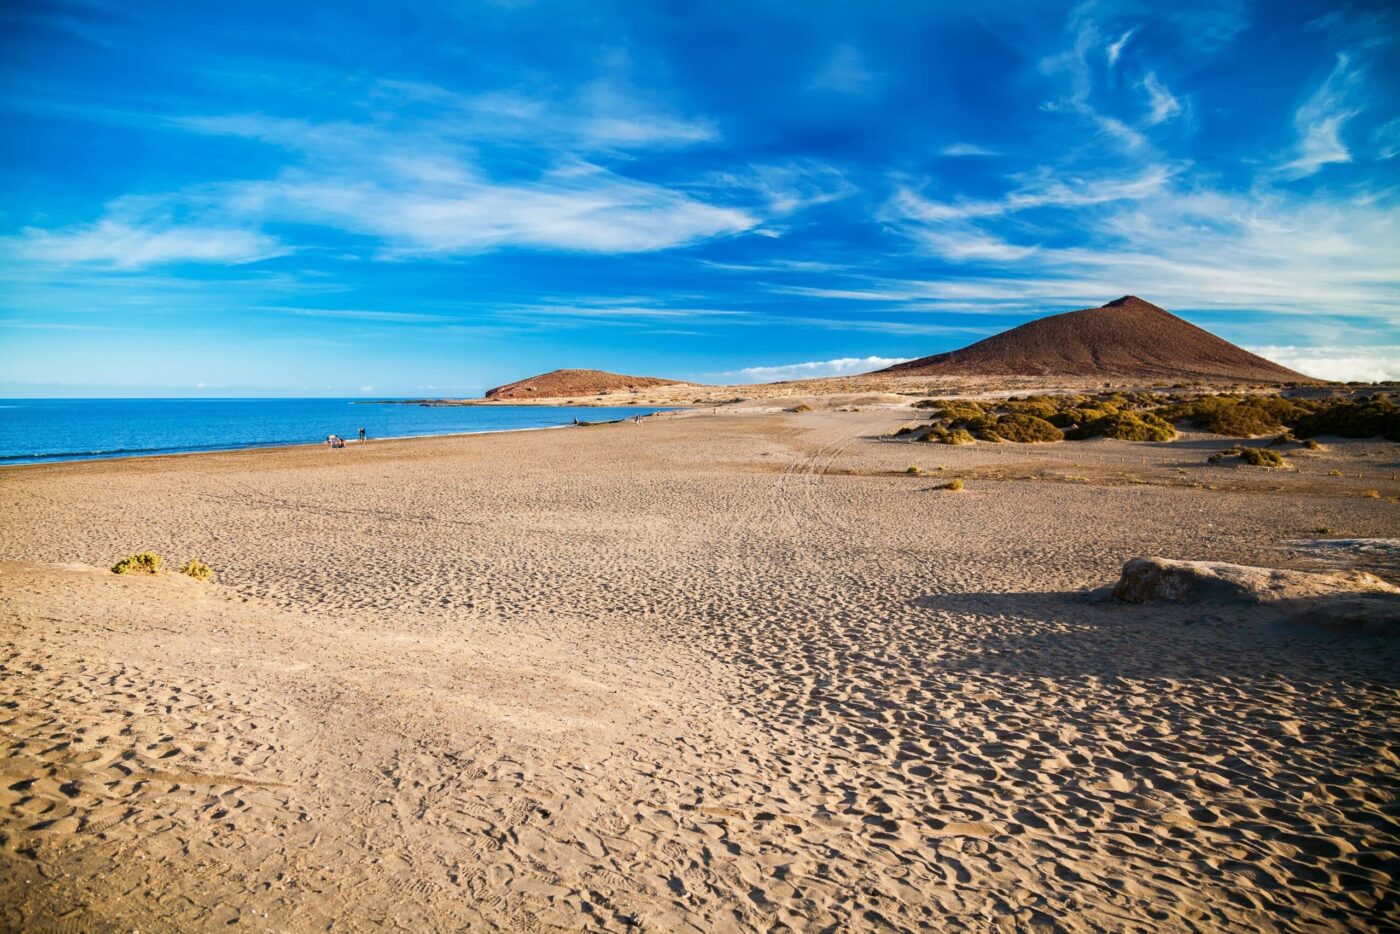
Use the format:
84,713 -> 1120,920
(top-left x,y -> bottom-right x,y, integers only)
358,426 -> 366,442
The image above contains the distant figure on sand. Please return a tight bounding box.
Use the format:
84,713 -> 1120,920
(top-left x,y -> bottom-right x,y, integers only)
326,434 -> 345,449
358,427 -> 366,442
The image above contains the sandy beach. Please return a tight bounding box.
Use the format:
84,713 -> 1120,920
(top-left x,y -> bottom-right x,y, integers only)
2,406 -> 1397,931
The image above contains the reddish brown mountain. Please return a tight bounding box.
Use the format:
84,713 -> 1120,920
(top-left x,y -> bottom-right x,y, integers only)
877,296 -> 1311,382
485,368 -> 686,400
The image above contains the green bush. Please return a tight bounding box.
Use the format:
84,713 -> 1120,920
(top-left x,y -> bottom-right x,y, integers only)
1239,447 -> 1286,467
1000,397 -> 1059,419
991,413 -> 1063,443
941,428 -> 975,445
180,558 -> 214,582
921,427 -> 975,445
112,552 -> 162,575
1155,394 -> 1308,437
1210,446 -> 1285,467
915,398 -> 985,417
1067,412 -> 1176,442
1048,405 -> 1118,429
941,403 -> 988,421
1208,404 -> 1287,437
1293,399 -> 1400,442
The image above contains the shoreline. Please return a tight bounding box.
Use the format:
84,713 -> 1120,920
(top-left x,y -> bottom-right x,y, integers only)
0,413 -> 685,471
0,405 -> 686,470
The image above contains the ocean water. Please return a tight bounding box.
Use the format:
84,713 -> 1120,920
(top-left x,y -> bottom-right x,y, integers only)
0,398 -> 678,466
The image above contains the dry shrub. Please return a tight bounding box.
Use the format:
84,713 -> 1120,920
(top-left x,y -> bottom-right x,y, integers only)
991,413 -> 1063,443
180,558 -> 214,582
1294,399 -> 1400,442
1210,446 -> 1285,467
1067,412 -> 1176,442
941,428 -> 976,445
1239,447 -> 1286,467
927,400 -> 986,420
112,552 -> 162,575
1000,397 -> 1059,419
1156,393 -> 1315,438
920,427 -> 975,445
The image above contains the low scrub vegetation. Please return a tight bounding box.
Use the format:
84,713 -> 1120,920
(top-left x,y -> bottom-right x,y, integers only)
1293,398 -> 1400,442
990,413 -> 1063,443
895,389 -> 1400,448
112,552 -> 162,575
1209,446 -> 1286,467
112,552 -> 215,580
1066,412 -> 1176,442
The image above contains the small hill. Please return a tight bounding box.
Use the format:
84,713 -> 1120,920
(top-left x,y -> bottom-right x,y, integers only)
877,296 -> 1310,383
485,368 -> 686,400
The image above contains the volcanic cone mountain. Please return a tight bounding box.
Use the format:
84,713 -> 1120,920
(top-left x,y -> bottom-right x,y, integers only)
485,368 -> 687,400
877,296 -> 1310,382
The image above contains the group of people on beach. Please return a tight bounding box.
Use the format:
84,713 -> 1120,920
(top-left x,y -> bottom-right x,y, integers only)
326,427 -> 368,449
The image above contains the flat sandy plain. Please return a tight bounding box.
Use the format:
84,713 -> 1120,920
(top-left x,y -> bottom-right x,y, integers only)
2,404 -> 1397,932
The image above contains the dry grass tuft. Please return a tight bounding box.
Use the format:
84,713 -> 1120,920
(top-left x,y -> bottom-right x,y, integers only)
112,552 -> 162,575
180,558 -> 214,582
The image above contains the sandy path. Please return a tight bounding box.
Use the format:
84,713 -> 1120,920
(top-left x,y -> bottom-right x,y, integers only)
2,410 -> 1397,931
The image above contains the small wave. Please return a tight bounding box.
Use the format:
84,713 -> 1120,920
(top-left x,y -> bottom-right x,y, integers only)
0,439 -> 311,464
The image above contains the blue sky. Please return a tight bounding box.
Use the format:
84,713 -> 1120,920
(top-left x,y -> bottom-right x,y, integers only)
1,0 -> 1397,396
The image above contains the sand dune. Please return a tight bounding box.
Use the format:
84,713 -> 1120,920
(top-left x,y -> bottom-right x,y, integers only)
2,409 -> 1397,930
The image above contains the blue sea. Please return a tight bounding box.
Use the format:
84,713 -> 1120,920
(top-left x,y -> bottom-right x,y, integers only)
0,399 -> 678,466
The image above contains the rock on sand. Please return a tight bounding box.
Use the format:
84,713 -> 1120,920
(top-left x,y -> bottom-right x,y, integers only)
1113,556 -> 1400,634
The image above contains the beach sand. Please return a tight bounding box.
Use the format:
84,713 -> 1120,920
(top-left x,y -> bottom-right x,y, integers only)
2,407 -> 1397,931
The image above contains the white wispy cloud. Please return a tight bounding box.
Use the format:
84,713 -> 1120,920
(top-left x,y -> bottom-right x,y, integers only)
1106,28 -> 1135,68
697,161 -> 856,216
884,180 -> 1400,319
277,308 -> 453,323
910,230 -> 1039,262
14,73 -> 770,267
731,356 -> 911,382
1376,119 -> 1400,160
1041,8 -> 1146,149
29,105 -> 760,263
893,165 -> 1174,223
1280,53 -> 1362,178
809,45 -> 875,95
13,220 -> 282,267
227,161 -> 756,255
1140,72 -> 1182,125
940,143 -> 999,158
